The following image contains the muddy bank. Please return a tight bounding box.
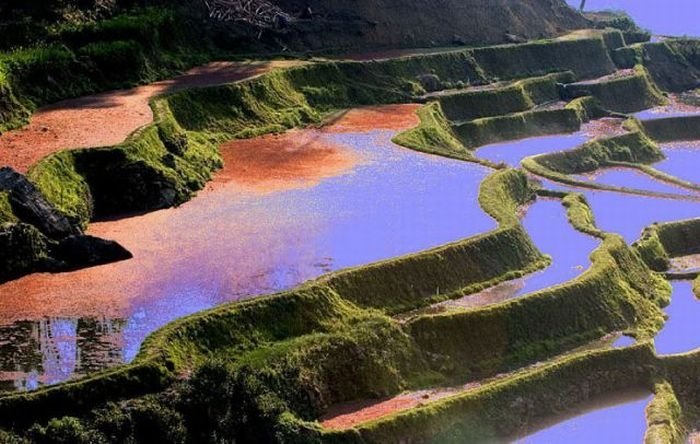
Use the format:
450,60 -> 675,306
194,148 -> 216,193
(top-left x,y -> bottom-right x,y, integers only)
0,61 -> 300,173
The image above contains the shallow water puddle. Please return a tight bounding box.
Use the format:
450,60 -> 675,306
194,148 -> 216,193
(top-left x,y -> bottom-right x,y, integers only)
634,96 -> 700,120
474,119 -> 625,167
0,105 -> 494,390
575,167 -> 695,196
433,199 -> 599,310
655,280 -> 700,355
579,191 -> 700,244
513,392 -> 651,443
655,142 -> 700,186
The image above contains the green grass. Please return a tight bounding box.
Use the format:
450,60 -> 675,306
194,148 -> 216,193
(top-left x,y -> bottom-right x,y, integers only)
0,191 -> 17,224
391,102 -> 470,160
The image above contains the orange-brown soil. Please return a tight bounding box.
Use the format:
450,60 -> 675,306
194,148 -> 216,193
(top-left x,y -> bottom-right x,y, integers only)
581,117 -> 628,139
217,131 -> 361,194
320,383 -> 479,430
0,60 -> 301,173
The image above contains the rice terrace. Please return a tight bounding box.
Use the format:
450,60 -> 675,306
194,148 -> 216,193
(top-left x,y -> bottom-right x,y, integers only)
0,0 -> 700,442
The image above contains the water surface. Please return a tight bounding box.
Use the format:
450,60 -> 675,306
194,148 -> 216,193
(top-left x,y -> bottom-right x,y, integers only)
655,280 -> 700,355
655,143 -> 700,186
514,392 -> 651,444
0,106 -> 493,391
432,198 -> 598,310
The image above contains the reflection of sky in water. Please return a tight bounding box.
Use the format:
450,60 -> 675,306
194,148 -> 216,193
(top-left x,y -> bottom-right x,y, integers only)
476,134 -> 588,167
576,168 -> 694,196
655,145 -> 700,185
516,394 -> 651,443
655,280 -> 700,355
613,335 -> 636,348
516,199 -> 599,296
0,129 -> 493,388
635,108 -> 700,120
579,190 -> 700,243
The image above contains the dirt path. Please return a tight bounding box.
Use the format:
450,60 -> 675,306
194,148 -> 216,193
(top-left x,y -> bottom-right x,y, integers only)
0,60 -> 301,173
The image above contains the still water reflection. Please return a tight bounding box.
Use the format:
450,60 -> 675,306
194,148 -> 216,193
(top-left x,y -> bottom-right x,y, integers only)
0,106 -> 494,390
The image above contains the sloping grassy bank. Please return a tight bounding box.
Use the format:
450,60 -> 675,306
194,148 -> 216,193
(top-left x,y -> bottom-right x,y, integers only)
436,72 -> 573,122
634,218 -> 700,272
566,65 -> 666,114
613,39 -> 700,93
0,7 -> 213,132
322,345 -> 657,443
405,230 -> 668,382
642,115 -> 700,143
454,107 -> 582,148
24,33 -> 624,225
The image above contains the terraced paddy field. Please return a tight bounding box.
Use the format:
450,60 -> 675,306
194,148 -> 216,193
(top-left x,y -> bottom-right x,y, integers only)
2,15 -> 700,443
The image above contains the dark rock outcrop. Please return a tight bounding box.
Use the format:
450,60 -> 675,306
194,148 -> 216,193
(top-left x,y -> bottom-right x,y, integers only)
0,167 -> 133,283
0,167 -> 79,239
52,235 -> 133,271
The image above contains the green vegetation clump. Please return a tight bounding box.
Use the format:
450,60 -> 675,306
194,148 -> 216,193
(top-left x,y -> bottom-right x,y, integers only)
634,218 -> 700,271
572,65 -> 666,113
0,191 -> 17,224
391,102 -> 469,159
455,108 -> 581,148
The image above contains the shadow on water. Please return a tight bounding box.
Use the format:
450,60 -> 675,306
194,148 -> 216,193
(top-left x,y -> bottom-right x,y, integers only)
513,390 -> 651,444
430,198 -> 599,311
655,280 -> 700,355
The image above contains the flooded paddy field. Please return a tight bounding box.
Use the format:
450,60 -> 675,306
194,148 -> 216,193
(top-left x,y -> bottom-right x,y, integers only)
0,105 -> 494,390
514,392 -> 652,443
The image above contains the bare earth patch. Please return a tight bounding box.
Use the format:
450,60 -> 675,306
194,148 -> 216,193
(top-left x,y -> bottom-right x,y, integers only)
0,60 -> 301,173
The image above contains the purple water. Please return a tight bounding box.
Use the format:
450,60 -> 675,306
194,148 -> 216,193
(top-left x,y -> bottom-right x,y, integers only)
476,134 -> 588,167
579,190 -> 700,243
635,108 -> 700,120
655,144 -> 700,185
613,335 -> 637,348
517,199 -> 600,295
515,393 -> 651,444
575,168 -> 694,196
655,280 -> 700,355
565,0 -> 699,36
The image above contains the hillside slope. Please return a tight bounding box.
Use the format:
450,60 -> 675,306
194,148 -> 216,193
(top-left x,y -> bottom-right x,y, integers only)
271,0 -> 587,49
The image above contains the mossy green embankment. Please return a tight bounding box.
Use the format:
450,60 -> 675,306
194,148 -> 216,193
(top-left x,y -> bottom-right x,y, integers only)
613,39 -> 700,93
391,102 -> 471,161
634,218 -> 700,272
644,381 -> 686,444
323,345 -> 657,443
0,28 -> 689,441
435,72 -> 573,122
566,65 -> 666,114
24,32 -> 623,225
642,115 -> 700,143
1,171 -> 674,442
